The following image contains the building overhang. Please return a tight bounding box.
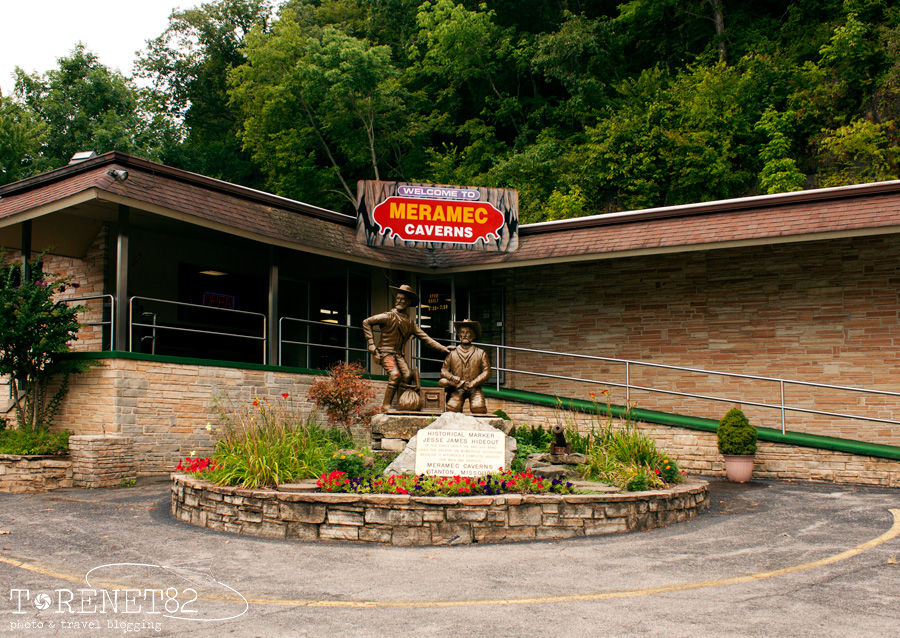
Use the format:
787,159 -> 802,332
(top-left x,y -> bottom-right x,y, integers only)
4,152 -> 900,271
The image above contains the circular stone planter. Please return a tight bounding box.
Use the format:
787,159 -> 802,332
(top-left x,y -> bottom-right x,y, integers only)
171,474 -> 709,546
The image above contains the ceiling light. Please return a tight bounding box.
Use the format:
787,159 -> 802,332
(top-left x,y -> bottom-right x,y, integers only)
199,270 -> 228,276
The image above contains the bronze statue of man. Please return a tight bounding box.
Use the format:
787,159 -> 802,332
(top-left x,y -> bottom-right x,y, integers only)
363,284 -> 451,411
439,319 -> 490,414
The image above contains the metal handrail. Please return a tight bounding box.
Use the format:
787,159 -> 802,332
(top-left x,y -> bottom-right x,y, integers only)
470,342 -> 900,433
128,296 -> 267,364
60,294 -> 115,350
278,316 -> 369,367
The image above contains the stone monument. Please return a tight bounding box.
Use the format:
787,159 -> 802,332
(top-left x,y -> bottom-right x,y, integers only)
384,412 -> 517,477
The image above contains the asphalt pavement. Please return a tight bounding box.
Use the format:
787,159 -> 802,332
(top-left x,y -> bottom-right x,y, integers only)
1,476 -> 898,637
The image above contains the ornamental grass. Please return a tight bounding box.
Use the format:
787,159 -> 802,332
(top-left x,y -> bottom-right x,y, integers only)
202,394 -> 356,488
558,392 -> 687,491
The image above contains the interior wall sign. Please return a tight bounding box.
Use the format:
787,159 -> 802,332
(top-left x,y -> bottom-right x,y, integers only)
357,180 -> 519,252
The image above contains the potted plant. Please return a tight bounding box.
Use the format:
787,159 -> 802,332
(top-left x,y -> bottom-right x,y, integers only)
717,407 -> 757,482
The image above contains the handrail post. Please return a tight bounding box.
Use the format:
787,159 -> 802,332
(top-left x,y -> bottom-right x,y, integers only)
262,316 -> 267,365
780,380 -> 786,434
625,361 -> 630,405
108,294 -> 116,351
496,344 -> 500,392
128,296 -> 134,353
345,314 -> 351,365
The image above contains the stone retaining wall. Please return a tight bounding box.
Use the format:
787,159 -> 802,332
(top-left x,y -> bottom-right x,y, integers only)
0,455 -> 72,493
0,435 -> 136,492
171,474 -> 709,546
69,435 -> 136,488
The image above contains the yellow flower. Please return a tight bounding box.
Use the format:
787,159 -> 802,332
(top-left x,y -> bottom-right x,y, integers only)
340,455 -> 346,460
358,453 -> 364,458
190,451 -> 196,457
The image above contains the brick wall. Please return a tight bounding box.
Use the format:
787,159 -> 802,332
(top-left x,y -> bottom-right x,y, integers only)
496,234 -> 900,446
2,224 -> 109,353
46,224 -> 110,351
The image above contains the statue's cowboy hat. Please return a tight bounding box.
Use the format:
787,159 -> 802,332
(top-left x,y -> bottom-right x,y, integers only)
390,284 -> 419,308
453,319 -> 482,340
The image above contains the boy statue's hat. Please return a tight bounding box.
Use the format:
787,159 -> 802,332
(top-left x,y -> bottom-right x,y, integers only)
453,319 -> 482,340
389,284 -> 419,308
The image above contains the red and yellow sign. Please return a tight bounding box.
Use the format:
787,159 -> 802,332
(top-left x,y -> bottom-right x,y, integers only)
356,180 -> 519,252
372,197 -> 505,244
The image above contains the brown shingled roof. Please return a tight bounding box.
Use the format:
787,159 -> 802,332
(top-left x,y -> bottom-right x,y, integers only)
3,152 -> 900,272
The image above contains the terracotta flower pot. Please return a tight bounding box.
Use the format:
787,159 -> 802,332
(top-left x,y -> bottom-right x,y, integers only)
723,454 -> 755,483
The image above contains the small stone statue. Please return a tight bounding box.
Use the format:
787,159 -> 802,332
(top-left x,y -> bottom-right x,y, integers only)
439,320 -> 490,414
363,284 -> 451,412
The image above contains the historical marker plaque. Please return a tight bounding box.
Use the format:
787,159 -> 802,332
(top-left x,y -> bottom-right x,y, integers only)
414,429 -> 507,477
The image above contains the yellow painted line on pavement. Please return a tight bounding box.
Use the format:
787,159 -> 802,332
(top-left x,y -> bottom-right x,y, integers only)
2,509 -> 898,609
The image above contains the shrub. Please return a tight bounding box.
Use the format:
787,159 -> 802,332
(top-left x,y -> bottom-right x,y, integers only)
510,424 -> 553,471
325,451 -> 369,480
717,408 -> 757,456
0,253 -> 88,429
307,362 -> 377,435
0,427 -> 70,455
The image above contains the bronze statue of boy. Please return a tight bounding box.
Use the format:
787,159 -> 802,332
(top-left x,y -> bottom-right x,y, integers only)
363,284 -> 451,411
439,319 -> 490,414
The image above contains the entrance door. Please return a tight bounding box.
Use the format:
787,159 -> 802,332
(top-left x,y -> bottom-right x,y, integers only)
417,276 -> 504,384
418,278 -> 454,376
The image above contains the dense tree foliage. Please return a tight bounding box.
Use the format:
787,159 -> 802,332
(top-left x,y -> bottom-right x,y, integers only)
2,0 -> 900,220
11,45 -> 179,174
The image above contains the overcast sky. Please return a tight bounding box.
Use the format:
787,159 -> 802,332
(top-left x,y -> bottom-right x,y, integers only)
0,0 -> 196,97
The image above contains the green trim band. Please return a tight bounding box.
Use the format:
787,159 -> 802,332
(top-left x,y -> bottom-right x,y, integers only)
484,387 -> 900,462
68,352 -> 900,462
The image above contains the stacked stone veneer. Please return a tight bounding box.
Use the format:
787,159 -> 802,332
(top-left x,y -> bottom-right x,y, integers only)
55,358 -> 324,475
0,455 -> 73,493
0,435 -> 136,492
55,357 -> 900,485
171,474 -> 709,545
490,399 -> 900,487
69,435 -> 136,488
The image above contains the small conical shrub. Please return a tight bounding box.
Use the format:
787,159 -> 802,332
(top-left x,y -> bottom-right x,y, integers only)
717,408 -> 757,456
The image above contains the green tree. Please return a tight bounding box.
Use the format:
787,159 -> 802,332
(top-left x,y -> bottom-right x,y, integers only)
14,45 -> 175,168
756,108 -> 806,194
818,118 -> 900,186
136,0 -> 272,185
231,21 -> 408,206
0,96 -> 48,185
574,61 -> 771,211
0,256 -> 84,429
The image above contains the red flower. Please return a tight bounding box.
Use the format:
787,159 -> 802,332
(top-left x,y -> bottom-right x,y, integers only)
252,399 -> 259,406
282,392 -> 290,398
